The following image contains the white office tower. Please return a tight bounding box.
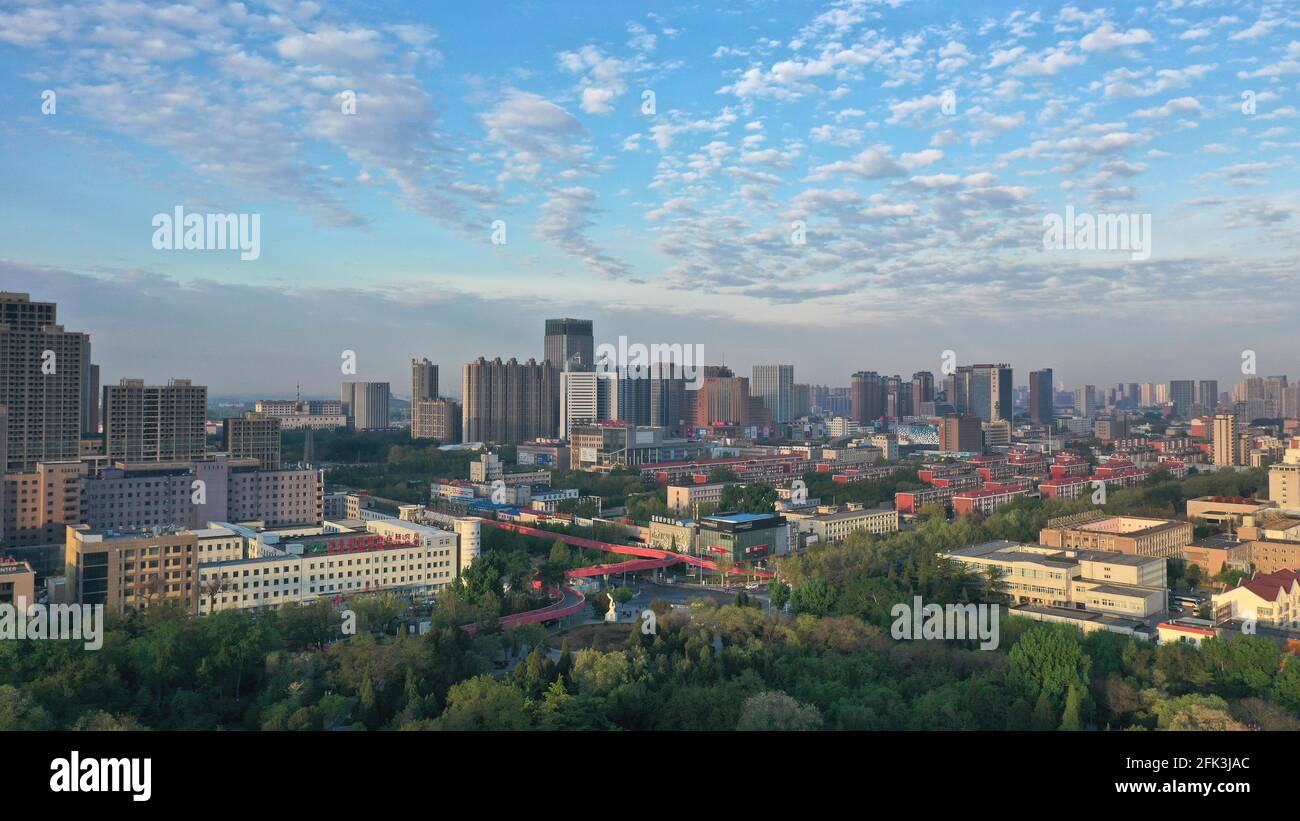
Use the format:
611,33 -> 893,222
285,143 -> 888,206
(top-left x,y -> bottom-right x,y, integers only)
560,369 -> 600,439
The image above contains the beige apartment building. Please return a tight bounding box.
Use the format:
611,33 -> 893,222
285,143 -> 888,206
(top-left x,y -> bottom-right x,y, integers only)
0,293 -> 88,473
1212,414 -> 1244,466
224,412 -> 282,469
667,482 -> 726,512
411,399 -> 460,442
1269,437 -> 1300,509
1039,511 -> 1192,559
3,460 -> 87,547
103,378 -> 208,463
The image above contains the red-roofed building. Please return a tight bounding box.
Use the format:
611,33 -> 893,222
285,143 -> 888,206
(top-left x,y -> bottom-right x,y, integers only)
1213,569 -> 1300,627
1040,475 -> 1093,500
1050,454 -> 1091,480
953,482 -> 1032,516
895,486 -> 956,515
1157,621 -> 1217,647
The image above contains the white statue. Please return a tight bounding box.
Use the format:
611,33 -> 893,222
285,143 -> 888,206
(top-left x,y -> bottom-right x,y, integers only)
605,593 -> 618,622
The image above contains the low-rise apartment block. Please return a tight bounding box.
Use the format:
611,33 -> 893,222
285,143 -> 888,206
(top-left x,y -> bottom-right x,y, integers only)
667,482 -> 726,512
952,482 -> 1032,516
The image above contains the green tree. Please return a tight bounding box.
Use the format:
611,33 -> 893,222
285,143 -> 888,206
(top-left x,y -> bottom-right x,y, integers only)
437,675 -> 532,730
789,579 -> 836,616
0,685 -> 53,730
1007,623 -> 1091,707
736,691 -> 822,731
1058,683 -> 1084,731
1152,694 -> 1247,731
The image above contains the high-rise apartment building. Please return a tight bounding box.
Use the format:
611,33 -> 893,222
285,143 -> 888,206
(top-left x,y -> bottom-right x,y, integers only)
103,378 -> 207,463
940,413 -> 983,453
79,337 -> 99,436
0,292 -> 88,472
947,368 -> 970,414
884,374 -> 911,419
752,365 -> 794,423
911,371 -> 935,414
225,412 -> 282,469
610,369 -> 652,425
410,358 -> 441,439
340,381 -> 391,430
411,399 -> 460,442
1169,380 -> 1195,418
544,318 -> 594,368
1029,369 -> 1053,425
1073,385 -> 1096,417
1198,380 -> 1219,412
462,357 -> 559,445
650,369 -> 690,436
851,371 -> 885,424
792,383 -> 812,418
695,367 -> 750,428
1282,384 -> 1300,419
1212,414 -> 1242,466
411,359 -> 438,403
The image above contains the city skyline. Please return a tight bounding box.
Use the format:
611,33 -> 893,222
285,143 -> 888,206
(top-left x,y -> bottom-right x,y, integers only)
2,0 -> 1298,393
3,283 -> 1292,403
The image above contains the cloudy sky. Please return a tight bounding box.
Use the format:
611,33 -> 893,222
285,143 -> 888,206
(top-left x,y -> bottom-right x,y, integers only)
1,0 -> 1297,398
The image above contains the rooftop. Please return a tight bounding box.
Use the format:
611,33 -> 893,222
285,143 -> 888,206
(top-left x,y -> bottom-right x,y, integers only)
808,506 -> 897,522
705,512 -> 779,524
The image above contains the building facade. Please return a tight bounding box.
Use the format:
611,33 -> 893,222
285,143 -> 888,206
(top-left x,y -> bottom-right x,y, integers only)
103,378 -> 207,463
0,293 -> 88,473
341,382 -> 391,431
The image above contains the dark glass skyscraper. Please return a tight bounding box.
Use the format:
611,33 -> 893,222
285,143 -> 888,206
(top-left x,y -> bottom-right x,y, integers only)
544,318 -> 594,368
1029,368 -> 1054,425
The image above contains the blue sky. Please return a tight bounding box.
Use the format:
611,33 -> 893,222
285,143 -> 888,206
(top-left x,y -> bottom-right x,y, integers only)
1,0 -> 1298,396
